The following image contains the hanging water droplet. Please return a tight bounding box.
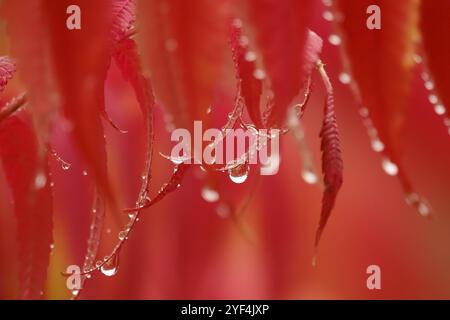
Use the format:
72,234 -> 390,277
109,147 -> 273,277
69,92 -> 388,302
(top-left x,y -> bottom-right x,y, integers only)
118,231 -> 127,241
322,10 -> 334,21
301,169 -> 318,185
201,186 -> 220,203
434,104 -> 446,116
382,158 -> 399,176
428,94 -> 438,104
245,51 -> 257,62
339,72 -> 351,84
34,172 -> 47,190
424,80 -> 434,91
359,107 -> 369,118
253,69 -> 266,80
100,255 -> 119,277
228,162 -> 250,184
61,162 -> 71,170
328,34 -> 341,46
371,138 -> 385,152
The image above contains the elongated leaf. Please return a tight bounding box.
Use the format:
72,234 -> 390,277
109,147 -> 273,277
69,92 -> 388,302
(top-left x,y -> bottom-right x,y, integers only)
1,0 -> 56,150
0,56 -> 15,93
137,0 -> 230,127
0,116 -> 53,299
230,22 -> 263,128
333,0 -> 419,193
246,0 -> 313,127
421,0 -> 450,118
315,68 -> 343,248
112,0 -> 136,45
43,0 -> 114,201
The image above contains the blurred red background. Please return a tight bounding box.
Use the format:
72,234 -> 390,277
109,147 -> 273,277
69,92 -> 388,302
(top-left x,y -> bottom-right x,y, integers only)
1,0 -> 450,299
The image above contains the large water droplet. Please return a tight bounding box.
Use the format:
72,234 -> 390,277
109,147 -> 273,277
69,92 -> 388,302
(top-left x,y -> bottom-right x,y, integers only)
228,162 -> 250,184
35,172 -> 47,190
301,169 -> 318,185
424,80 -> 434,91
428,94 -> 438,104
253,69 -> 266,80
100,255 -> 119,277
382,158 -> 399,176
245,51 -> 257,62
201,186 -> 220,203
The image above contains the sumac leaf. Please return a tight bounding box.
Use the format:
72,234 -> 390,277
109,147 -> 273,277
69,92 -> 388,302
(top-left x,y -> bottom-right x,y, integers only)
332,0 -> 419,193
0,116 -> 53,299
0,56 -> 15,93
246,0 -> 313,127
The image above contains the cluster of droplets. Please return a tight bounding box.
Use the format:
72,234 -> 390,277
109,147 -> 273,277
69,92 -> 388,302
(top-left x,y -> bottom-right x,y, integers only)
420,70 -> 449,135
50,149 -> 71,171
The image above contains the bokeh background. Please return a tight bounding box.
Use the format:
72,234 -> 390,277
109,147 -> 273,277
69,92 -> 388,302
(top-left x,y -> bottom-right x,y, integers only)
1,0 -> 450,299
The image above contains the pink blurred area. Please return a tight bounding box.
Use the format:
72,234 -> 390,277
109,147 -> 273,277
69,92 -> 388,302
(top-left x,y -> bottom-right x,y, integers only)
1,2 -> 450,300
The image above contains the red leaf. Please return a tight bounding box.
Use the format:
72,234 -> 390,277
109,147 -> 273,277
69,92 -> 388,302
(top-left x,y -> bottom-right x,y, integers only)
230,22 -> 263,128
1,1 -> 56,150
421,0 -> 450,119
315,64 -> 343,249
112,0 -> 136,45
0,116 -> 53,299
246,0 -> 313,127
43,0 -> 114,202
332,0 -> 419,194
137,0 -> 230,127
0,56 -> 15,93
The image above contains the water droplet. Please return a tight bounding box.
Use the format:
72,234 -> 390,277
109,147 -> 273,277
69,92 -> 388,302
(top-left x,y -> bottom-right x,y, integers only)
424,80 -> 434,91
428,94 -> 438,104
201,186 -> 220,203
128,212 -> 137,219
228,162 -> 250,184
339,72 -> 351,84
253,69 -> 266,80
95,260 -> 103,268
50,244 -> 55,250
216,202 -> 231,218
434,104 -> 446,115
82,170 -> 88,176
61,163 -> 71,170
206,105 -> 212,114
328,34 -> 341,46
371,139 -> 385,152
245,51 -> 257,62
106,228 -> 111,234
100,255 -> 119,277
159,152 -> 190,164
85,274 -> 91,279
405,193 -> 431,217
322,10 -> 334,21
71,290 -> 79,296
118,231 -> 127,241
382,158 -> 399,176
413,54 -> 422,64
421,72 -> 429,81
301,169 -> 318,185
34,172 -> 47,190
359,107 -> 369,118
